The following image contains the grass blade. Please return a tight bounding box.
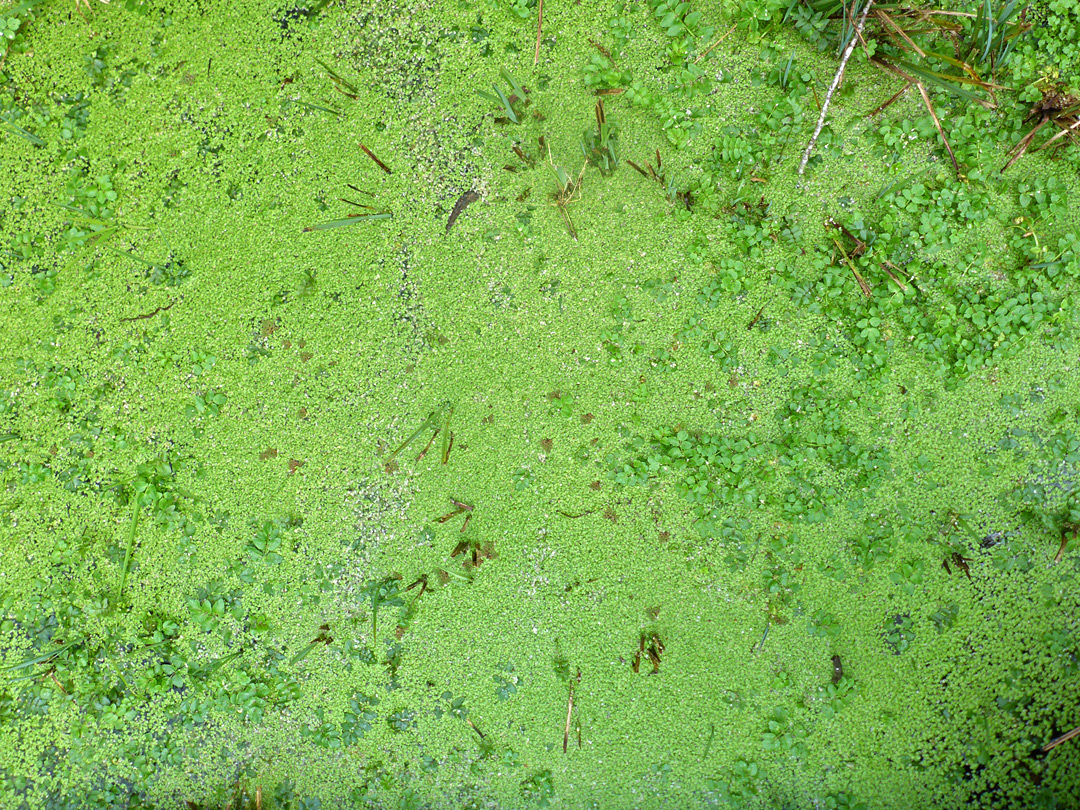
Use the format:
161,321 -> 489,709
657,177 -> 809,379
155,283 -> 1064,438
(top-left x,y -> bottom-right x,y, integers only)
494,85 -> 519,124
387,407 -> 443,463
500,68 -> 525,100
115,495 -> 141,604
314,57 -> 359,99
285,99 -> 342,116
303,212 -> 392,231
2,123 -> 45,147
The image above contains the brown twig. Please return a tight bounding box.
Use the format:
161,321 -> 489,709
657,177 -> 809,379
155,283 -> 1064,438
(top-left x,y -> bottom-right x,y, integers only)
799,0 -> 875,175
694,24 -> 737,64
118,299 -> 176,323
868,82 -> 913,117
416,429 -> 440,461
359,142 -> 392,174
1054,525 -> 1077,564
880,258 -> 909,290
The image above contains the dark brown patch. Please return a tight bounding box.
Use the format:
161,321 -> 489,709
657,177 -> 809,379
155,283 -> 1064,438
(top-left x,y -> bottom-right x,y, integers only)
446,190 -> 480,234
288,459 -> 306,474
540,438 -> 553,453
283,339 -> 292,350
831,655 -> 843,685
482,415 -> 494,425
298,407 -> 308,418
603,508 -> 618,523
261,319 -> 277,337
658,531 -> 670,543
300,351 -> 313,363
259,448 -> 278,461
580,413 -> 594,424
589,480 -> 601,491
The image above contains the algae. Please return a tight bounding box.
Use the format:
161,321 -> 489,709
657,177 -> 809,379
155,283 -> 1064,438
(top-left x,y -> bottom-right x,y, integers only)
1,0 -> 1079,808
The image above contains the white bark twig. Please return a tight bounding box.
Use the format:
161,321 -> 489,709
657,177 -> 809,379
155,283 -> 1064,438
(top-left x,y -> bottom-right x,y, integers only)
798,0 -> 876,176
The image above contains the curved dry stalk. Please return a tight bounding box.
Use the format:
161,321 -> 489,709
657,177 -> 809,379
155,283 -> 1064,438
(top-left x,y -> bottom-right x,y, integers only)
799,0 -> 876,176
916,82 -> 959,179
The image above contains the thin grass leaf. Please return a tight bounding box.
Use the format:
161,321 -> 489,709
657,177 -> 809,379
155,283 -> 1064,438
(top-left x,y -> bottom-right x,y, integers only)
872,57 -> 992,106
288,642 -> 320,665
54,202 -> 96,218
285,99 -> 342,116
315,57 -> 359,99
493,85 -> 519,124
387,407 -> 444,463
0,638 -> 84,672
101,244 -> 164,268
875,10 -> 926,58
303,212 -> 392,231
2,123 -> 45,147
500,68 -> 526,100
115,495 -> 141,603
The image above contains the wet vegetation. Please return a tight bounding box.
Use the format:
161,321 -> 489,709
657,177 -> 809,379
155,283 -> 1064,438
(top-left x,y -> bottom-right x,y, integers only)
1,0 -> 1080,807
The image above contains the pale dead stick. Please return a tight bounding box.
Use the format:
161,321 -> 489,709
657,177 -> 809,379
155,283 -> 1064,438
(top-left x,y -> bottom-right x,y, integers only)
563,668 -> 581,753
798,0 -> 875,176
1042,723 -> 1080,753
535,0 -> 544,66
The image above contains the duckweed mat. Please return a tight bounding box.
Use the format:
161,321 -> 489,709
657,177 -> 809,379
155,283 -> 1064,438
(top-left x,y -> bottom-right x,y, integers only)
2,0 -> 1080,807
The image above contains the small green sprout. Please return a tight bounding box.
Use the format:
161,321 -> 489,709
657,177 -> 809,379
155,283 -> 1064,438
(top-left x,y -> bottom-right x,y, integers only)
476,68 -> 529,124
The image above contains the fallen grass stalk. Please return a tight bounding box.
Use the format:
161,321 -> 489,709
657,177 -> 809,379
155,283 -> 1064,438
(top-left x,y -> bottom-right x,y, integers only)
563,668 -> 580,753
359,142 -> 392,174
1041,724 -> 1080,753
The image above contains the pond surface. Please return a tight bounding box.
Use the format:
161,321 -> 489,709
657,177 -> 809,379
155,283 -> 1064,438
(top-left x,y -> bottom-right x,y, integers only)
1,0 -> 1079,807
